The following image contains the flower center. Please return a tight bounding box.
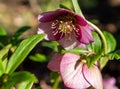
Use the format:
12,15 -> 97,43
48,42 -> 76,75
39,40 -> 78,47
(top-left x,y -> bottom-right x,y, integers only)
51,14 -> 78,40
58,21 -> 74,34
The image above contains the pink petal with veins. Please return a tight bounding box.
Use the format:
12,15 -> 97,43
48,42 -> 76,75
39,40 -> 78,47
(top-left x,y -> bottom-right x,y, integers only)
60,53 -> 90,89
83,64 -> 103,89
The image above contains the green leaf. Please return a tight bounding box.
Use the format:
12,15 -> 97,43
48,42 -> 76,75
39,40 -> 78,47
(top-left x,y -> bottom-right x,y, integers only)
0,27 -> 7,36
100,50 -> 120,69
59,4 -> 72,11
0,60 -> 4,76
10,71 -> 37,83
103,31 -> 116,53
71,0 -> 80,13
0,44 -> 12,60
86,54 -> 101,67
108,50 -> 120,60
98,31 -> 116,68
59,0 -> 72,11
87,32 -> 102,54
3,71 -> 37,89
63,47 -> 89,54
71,0 -> 84,17
86,32 -> 102,67
100,56 -> 109,69
5,34 -> 45,74
12,26 -> 31,40
29,53 -> 49,62
42,41 -> 59,52
18,81 -> 34,89
0,44 -> 12,76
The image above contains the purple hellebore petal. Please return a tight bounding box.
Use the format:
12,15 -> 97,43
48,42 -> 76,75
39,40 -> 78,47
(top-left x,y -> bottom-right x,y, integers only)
38,8 -> 71,22
47,53 -> 63,72
77,43 -> 86,49
58,32 -> 85,50
38,22 -> 55,40
38,8 -> 94,49
76,24 -> 94,44
38,10 -> 59,22
75,15 -> 87,26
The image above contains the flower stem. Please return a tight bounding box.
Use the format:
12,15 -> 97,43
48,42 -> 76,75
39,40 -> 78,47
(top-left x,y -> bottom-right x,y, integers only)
71,0 -> 84,18
87,21 -> 107,54
52,75 -> 61,89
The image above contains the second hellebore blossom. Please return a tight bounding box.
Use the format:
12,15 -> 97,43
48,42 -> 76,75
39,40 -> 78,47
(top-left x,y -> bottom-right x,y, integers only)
38,9 -> 94,49
103,77 -> 118,89
48,53 -> 103,89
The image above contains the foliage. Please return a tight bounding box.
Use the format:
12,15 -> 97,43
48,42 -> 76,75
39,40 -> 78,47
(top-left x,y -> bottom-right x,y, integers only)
0,26 -> 45,88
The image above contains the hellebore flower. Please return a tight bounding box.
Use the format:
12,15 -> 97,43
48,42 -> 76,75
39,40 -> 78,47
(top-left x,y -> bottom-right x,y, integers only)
47,53 -> 103,89
38,9 -> 94,50
103,77 -> 118,89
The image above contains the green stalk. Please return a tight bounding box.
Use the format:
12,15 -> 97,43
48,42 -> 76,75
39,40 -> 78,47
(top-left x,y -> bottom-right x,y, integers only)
71,0 -> 84,18
52,75 -> 61,89
87,21 -> 107,54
